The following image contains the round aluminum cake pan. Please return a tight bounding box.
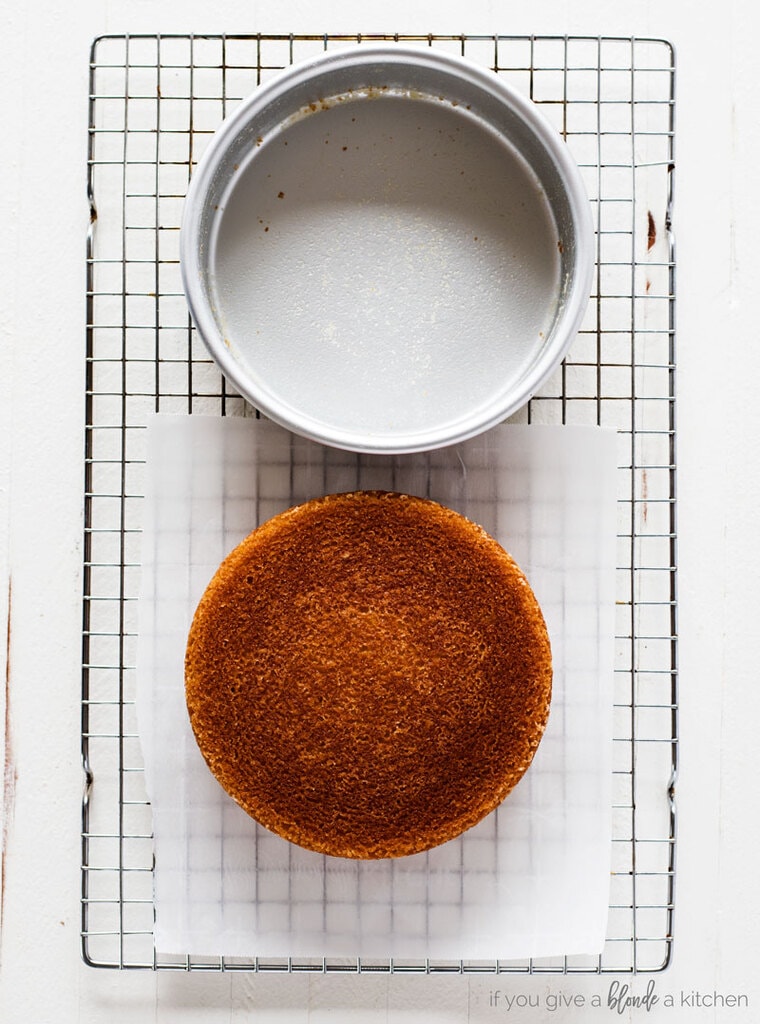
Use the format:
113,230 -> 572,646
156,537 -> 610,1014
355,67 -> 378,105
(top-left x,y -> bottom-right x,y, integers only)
180,44 -> 594,454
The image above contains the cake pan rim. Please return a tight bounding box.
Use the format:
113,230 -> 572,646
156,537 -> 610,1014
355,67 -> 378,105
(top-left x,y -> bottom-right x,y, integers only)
180,43 -> 595,454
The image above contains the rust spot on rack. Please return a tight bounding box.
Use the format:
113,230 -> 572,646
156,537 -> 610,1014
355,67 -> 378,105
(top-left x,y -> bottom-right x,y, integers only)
647,211 -> 656,251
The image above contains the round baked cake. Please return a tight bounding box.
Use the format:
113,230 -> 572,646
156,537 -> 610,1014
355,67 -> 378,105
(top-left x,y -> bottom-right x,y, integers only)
185,490 -> 552,859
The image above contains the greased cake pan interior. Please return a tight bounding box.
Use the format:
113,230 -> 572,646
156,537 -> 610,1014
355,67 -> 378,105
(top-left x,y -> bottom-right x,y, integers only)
181,45 -> 594,453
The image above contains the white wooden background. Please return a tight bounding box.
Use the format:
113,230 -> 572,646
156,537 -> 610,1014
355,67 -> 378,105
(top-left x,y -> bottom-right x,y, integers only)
1,0 -> 758,1020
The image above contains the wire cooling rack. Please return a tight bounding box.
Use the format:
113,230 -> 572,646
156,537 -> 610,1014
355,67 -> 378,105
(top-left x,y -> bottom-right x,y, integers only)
82,33 -> 677,973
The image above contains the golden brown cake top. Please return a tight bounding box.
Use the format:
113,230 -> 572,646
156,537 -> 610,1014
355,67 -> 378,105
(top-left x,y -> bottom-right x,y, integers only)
185,490 -> 552,859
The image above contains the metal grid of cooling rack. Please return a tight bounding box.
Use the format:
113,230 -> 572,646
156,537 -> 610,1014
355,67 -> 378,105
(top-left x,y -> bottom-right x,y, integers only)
82,33 -> 677,973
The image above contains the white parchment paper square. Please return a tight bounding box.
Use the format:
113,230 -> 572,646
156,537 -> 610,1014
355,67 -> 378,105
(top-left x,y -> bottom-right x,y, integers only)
136,414 -> 617,959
